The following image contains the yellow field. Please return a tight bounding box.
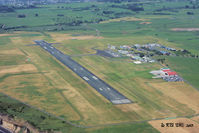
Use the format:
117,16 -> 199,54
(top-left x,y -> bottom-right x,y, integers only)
0,64 -> 37,74
0,49 -> 24,55
100,17 -> 147,24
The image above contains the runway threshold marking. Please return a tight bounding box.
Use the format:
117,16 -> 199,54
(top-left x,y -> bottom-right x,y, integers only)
92,76 -> 98,80
83,76 -> 89,81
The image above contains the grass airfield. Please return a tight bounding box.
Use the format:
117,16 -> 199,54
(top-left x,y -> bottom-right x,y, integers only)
0,1 -> 199,132
0,31 -> 199,132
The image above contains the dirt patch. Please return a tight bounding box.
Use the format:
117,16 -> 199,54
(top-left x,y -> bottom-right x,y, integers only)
0,64 -> 37,74
140,22 -> 152,24
149,82 -> 199,113
171,28 -> 199,31
149,118 -> 199,133
0,49 -> 24,55
70,36 -> 103,40
100,17 -> 148,24
0,34 -> 12,37
101,17 -> 146,23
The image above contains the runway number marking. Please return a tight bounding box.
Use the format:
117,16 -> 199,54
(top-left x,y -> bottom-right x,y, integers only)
92,76 -> 98,80
83,76 -> 89,81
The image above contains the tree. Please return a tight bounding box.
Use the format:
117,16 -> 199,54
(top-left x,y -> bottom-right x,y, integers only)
187,12 -> 194,15
157,58 -> 165,64
17,14 -> 26,18
127,4 -> 144,12
185,5 -> 189,8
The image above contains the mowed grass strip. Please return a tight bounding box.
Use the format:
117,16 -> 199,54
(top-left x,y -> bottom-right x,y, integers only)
166,56 -> 199,90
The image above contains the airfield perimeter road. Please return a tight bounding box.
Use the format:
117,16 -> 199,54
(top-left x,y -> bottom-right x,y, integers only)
0,126 -> 12,133
34,40 -> 132,104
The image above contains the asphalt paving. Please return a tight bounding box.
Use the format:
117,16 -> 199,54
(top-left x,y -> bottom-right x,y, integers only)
34,40 -> 132,104
0,126 -> 12,133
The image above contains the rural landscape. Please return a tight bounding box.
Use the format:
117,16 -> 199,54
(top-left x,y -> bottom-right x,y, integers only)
0,0 -> 199,133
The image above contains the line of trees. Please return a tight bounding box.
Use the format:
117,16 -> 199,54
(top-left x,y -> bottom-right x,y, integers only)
0,6 -> 15,12
109,3 -> 144,12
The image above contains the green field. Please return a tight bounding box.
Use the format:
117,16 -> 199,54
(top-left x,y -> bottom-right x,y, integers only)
166,56 -> 199,90
0,0 -> 199,132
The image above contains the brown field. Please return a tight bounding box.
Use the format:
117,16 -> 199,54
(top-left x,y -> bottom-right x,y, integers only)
149,118 -> 199,133
0,49 -> 24,55
0,34 -> 12,37
10,37 -> 30,45
171,28 -> 199,31
140,22 -> 152,24
149,82 -> 199,113
0,72 -> 81,121
0,64 -> 37,74
100,17 -> 148,24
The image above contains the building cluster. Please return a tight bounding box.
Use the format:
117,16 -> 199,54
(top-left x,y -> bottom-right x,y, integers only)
106,43 -> 177,64
133,43 -> 176,56
150,68 -> 183,82
0,0 -> 70,6
107,44 -> 156,64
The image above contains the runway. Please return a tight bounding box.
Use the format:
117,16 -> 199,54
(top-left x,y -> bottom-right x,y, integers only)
34,40 -> 132,104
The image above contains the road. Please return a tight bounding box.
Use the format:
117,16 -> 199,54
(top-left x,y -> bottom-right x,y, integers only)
34,40 -> 132,104
0,126 -> 12,133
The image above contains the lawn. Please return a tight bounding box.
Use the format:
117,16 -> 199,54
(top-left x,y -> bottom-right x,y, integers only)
166,56 -> 199,90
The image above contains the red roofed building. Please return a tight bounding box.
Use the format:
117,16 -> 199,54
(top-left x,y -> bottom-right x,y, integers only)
167,71 -> 177,76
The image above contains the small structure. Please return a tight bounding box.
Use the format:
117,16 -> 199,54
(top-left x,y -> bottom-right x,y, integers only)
131,55 -> 144,61
118,50 -> 129,55
133,61 -> 142,64
142,56 -> 154,62
108,45 -> 116,50
134,44 -> 141,48
150,70 -> 165,78
150,68 -> 183,82
166,47 -> 176,51
160,51 -> 170,55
